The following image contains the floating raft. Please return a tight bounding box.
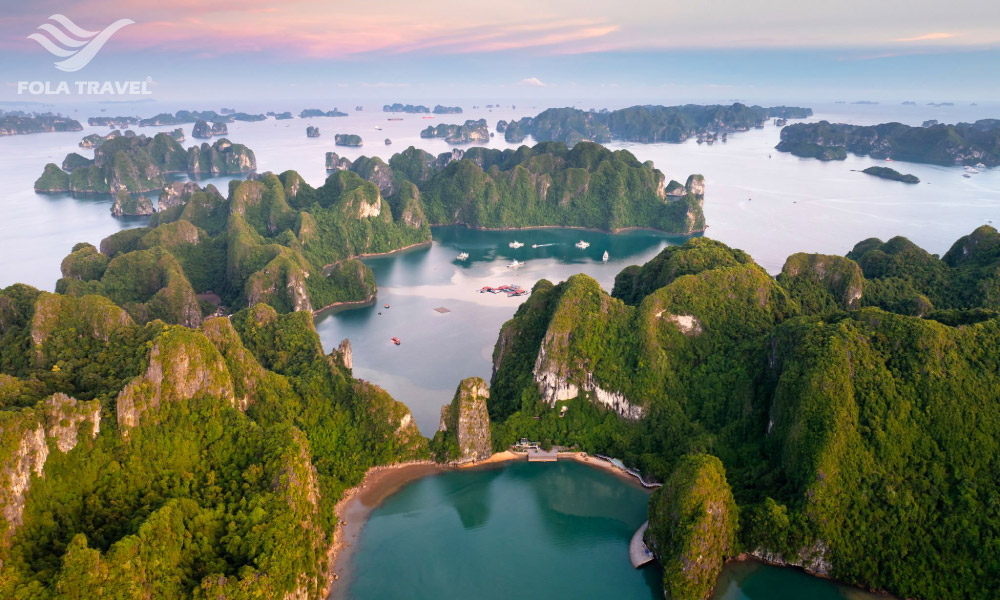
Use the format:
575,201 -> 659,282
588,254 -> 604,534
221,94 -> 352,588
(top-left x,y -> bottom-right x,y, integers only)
630,521 -> 655,568
434,307 -> 451,314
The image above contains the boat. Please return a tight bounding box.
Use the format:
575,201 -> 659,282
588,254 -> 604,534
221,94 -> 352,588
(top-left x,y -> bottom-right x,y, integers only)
456,252 -> 469,260
532,244 -> 539,248
509,240 -> 524,248
391,337 -> 401,345
388,117 -> 403,121
963,174 -> 972,178
422,116 -> 434,119
575,240 -> 590,249
507,260 -> 523,269
384,304 -> 390,309
885,157 -> 894,162
374,125 -> 382,130
602,250 -> 609,262
976,163 -> 986,169
965,166 -> 980,174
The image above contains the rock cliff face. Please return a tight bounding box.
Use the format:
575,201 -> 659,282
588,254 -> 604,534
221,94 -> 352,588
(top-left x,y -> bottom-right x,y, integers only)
116,328 -> 236,433
191,119 -> 228,139
438,377 -> 493,462
336,338 -> 353,370
0,393 -> 100,539
111,191 -> 154,217
646,454 -> 738,600
157,181 -> 202,212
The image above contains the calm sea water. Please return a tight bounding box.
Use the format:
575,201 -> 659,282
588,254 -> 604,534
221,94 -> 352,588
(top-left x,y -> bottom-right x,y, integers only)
0,100 -> 993,599
342,460 -> 885,600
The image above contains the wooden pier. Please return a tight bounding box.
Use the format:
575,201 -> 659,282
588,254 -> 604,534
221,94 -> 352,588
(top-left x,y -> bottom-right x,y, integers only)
630,521 -> 655,568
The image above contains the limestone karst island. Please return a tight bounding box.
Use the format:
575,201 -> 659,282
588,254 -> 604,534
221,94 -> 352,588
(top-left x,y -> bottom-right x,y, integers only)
0,2 -> 997,600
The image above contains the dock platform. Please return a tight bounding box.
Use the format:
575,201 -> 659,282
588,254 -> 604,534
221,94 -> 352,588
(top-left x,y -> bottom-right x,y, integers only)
630,521 -> 655,568
526,448 -> 558,462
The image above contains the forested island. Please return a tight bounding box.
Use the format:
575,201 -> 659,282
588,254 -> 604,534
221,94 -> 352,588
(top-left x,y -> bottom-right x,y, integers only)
419,118 -> 489,144
88,116 -> 138,128
777,120 -> 1000,166
34,132 -> 256,197
191,119 -> 228,138
36,140 -> 703,325
862,166 -> 920,183
484,225 -> 1000,600
502,103 -> 812,145
326,141 -> 705,233
138,110 -> 265,127
306,126 -> 320,138
383,103 -> 430,113
433,105 -> 463,114
334,134 -> 363,147
300,108 -> 348,118
0,111 -> 82,136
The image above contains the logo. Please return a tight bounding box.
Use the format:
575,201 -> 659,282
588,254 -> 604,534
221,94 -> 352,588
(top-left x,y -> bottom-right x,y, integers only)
27,14 -> 134,72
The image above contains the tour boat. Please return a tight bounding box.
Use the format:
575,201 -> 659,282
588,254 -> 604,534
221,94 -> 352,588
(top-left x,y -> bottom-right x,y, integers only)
965,166 -> 979,174
602,250 -> 609,262
975,163 -> 986,169
575,240 -> 590,249
509,240 -> 524,248
374,125 -> 382,130
507,260 -> 523,268
457,252 -> 469,260
391,337 -> 401,345
384,304 -> 390,309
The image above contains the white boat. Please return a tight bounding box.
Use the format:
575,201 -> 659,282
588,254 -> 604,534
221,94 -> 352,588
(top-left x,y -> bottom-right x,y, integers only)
374,125 -> 382,130
963,173 -> 972,178
575,240 -> 590,249
456,252 -> 469,261
531,244 -> 539,248
975,163 -> 986,169
507,259 -> 523,268
509,241 -> 524,248
602,251 -> 609,262
965,166 -> 979,174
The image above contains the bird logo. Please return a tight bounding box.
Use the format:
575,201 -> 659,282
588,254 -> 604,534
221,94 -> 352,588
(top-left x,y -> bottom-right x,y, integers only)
27,14 -> 134,73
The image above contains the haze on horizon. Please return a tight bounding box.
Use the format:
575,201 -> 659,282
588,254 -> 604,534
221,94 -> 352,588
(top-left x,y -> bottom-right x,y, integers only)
1,0 -> 998,104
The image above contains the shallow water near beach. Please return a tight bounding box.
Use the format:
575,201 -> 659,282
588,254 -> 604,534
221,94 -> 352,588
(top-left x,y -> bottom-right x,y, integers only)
339,460 -> 888,600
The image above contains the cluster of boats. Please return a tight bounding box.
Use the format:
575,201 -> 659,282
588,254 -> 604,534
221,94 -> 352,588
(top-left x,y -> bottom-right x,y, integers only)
479,284 -> 528,297
456,240 -> 609,266
963,164 -> 986,178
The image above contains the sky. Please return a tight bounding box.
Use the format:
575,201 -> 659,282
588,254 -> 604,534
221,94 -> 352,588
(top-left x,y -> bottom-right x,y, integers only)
1,0 -> 998,105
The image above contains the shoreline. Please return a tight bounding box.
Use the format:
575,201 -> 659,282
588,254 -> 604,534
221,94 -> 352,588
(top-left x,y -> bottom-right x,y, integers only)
325,451 -> 522,599
311,295 -> 376,317
431,222 -> 704,236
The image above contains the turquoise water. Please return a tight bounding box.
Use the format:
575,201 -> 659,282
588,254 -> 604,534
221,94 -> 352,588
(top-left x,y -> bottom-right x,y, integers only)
342,460 -> 887,600
343,461 -> 662,600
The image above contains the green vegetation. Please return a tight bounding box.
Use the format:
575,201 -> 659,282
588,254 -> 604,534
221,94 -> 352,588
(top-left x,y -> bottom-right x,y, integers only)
0,112 -> 82,136
299,108 -> 348,118
420,119 -> 489,144
861,166 -> 920,183
0,286 -> 427,598
382,103 -> 429,113
777,120 -> 1000,166
334,134 -> 363,147
646,454 -> 738,600
53,169 -> 428,323
487,228 -> 1000,600
504,104 -> 812,145
34,133 -> 256,195
337,141 -> 706,233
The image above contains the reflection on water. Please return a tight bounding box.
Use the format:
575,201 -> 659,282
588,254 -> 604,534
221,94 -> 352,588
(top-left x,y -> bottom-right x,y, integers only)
344,461 -> 660,600
711,560 -> 888,600
315,226 -> 681,433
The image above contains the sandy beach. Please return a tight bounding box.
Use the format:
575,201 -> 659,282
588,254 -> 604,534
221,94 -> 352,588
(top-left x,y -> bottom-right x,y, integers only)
325,452 -> 524,599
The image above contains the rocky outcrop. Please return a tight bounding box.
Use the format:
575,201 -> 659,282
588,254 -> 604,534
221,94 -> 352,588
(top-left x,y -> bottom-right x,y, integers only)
779,253 -> 864,312
646,454 -> 738,600
30,292 -> 133,351
0,393 -> 100,539
306,126 -> 320,138
685,174 -> 705,196
438,377 -> 492,462
200,317 -> 266,411
749,540 -> 832,578
334,134 -> 362,147
192,119 -> 228,139
336,338 -> 352,370
157,181 -> 202,212
115,328 -> 236,433
111,191 -> 154,217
